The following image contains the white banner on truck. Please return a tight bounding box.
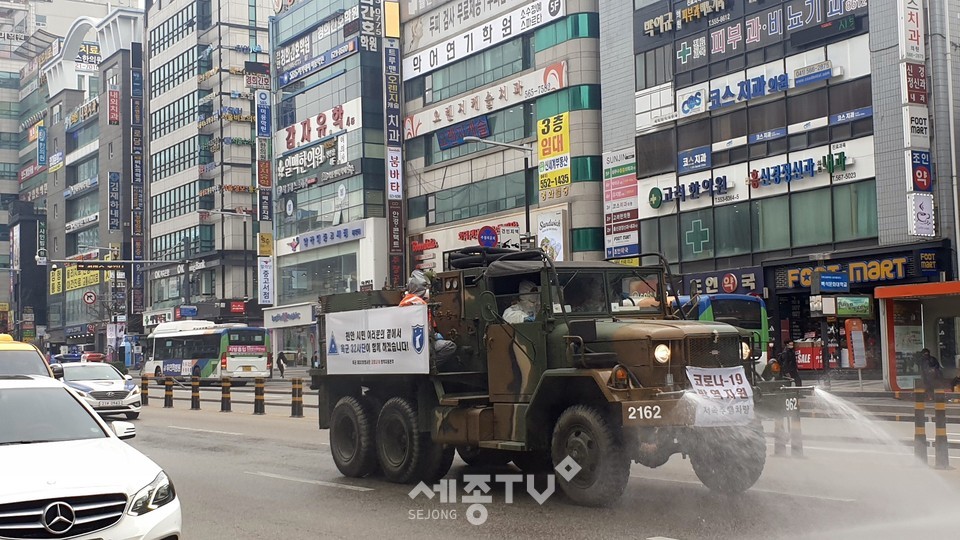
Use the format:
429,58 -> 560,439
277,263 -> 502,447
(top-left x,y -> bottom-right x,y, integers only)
325,305 -> 429,374
685,366 -> 755,427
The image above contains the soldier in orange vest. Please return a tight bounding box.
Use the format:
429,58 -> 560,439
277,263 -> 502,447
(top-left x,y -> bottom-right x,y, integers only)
399,270 -> 456,365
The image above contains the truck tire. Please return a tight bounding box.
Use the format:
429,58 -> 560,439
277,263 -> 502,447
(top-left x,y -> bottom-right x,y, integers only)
458,446 -> 513,467
376,397 -> 426,484
418,441 -> 455,483
330,396 -> 379,478
551,405 -> 630,507
690,422 -> 766,494
511,451 -> 553,473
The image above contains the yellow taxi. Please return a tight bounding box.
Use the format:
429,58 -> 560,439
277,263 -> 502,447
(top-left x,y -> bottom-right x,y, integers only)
0,333 -> 53,377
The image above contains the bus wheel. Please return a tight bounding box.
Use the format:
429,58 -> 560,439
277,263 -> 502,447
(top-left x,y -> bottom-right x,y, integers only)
330,396 -> 379,478
376,397 -> 425,484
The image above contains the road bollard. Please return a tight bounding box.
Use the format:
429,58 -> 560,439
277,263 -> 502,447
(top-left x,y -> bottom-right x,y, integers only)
773,417 -> 787,456
789,388 -> 803,457
934,390 -> 950,469
254,377 -> 265,415
221,376 -> 232,413
914,388 -> 927,464
141,374 -> 150,406
191,376 -> 201,410
164,377 -> 173,408
291,377 -> 304,418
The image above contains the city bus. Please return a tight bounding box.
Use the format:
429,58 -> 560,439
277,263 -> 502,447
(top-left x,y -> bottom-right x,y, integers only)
144,320 -> 272,384
674,294 -> 772,375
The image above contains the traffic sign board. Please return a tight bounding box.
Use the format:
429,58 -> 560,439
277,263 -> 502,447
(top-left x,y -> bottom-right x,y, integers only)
179,305 -> 198,317
478,226 -> 498,248
83,291 -> 97,305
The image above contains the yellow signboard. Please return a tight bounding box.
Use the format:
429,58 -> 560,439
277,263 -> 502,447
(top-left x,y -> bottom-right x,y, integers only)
65,265 -> 100,291
49,268 -> 63,295
0,302 -> 8,311
609,257 -> 640,267
257,232 -> 274,257
537,112 -> 571,190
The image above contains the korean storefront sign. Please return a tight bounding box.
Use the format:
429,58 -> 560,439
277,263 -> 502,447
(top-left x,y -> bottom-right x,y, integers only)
275,97 -> 363,153
654,175 -> 729,205
536,209 -> 565,262
258,257 -> 274,305
402,0 -> 564,79
264,304 -> 315,329
603,148 -> 639,260
258,232 -> 274,257
255,90 -> 271,138
278,37 -> 360,87
537,112 -> 571,190
108,172 -> 121,231
903,63 -> 927,105
404,62 -> 567,139
908,192 -> 936,237
906,150 -> 932,192
898,0 -> 924,62
781,256 -> 911,289
677,145 -> 711,175
276,138 -> 342,180
903,106 -> 930,150
108,85 -> 120,125
279,221 -> 367,256
686,267 -> 763,296
36,220 -> 46,266
436,116 -> 490,150
36,126 -> 46,166
359,0 -> 383,53
403,0 -> 526,53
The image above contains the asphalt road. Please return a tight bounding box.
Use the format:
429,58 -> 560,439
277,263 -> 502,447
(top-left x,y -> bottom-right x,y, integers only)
123,404 -> 960,540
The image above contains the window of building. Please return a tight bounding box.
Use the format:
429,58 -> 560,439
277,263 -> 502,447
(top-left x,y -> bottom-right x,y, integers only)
828,77 -> 872,116
833,180 -> 878,242
66,191 -> 99,222
278,252 -> 358,305
69,123 -> 100,152
423,104 -> 533,165
36,15 -> 47,27
150,136 -> 203,182
751,196 -> 790,252
52,103 -> 62,125
0,133 -> 18,149
425,36 -> 533,104
149,3 -> 197,56
150,47 -> 200,99
0,194 -> 18,210
427,170 -> 526,225
677,118 -> 711,152
0,71 -> 19,89
535,13 -> 599,51
749,99 -> 786,135
660,214 -> 679,264
635,128 -> 676,176
787,87 -> 828,125
711,109 -> 747,142
275,175 -> 368,239
0,102 -> 18,118
680,208 -> 714,261
151,180 -> 214,224
150,91 -> 200,139
407,195 -> 427,220
0,163 -> 17,180
639,218 -> 658,253
714,202 -> 752,257
791,188 -> 833,247
537,85 -> 602,118
151,226 -> 215,261
635,44 -> 672,91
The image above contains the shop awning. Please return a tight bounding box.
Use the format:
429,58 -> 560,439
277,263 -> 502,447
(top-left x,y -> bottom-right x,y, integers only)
874,281 -> 960,299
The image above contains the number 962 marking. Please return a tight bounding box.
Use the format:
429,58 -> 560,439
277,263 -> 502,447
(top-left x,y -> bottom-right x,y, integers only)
784,397 -> 798,412
628,405 -> 662,420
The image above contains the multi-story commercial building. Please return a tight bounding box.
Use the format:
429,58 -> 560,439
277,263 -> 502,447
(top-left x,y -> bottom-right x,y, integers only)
601,0 -> 960,388
142,0 -> 272,333
402,0 -> 604,269
3,0 -> 135,346
264,0 -> 396,361
41,8 -> 144,353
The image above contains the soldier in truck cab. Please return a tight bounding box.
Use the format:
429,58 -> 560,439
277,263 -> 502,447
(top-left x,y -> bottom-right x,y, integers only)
503,280 -> 540,323
399,270 -> 456,364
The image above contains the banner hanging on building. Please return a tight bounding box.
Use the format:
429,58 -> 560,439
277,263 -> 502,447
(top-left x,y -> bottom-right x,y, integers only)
258,257 -> 274,305
537,112 -> 571,190
603,148 -> 639,260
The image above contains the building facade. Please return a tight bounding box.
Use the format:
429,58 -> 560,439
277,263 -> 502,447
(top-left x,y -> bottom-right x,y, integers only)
41,9 -> 144,354
265,0 -> 396,360
602,0 -> 960,385
142,0 -> 273,334
401,0 -> 604,270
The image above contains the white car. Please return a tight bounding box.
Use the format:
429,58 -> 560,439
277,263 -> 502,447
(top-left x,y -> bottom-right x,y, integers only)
0,375 -> 181,539
58,363 -> 142,420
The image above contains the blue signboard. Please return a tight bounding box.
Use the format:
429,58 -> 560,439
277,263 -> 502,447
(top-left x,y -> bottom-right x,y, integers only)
255,90 -> 271,138
606,244 -> 640,259
748,127 -> 787,144
830,106 -> 873,125
131,69 -> 143,98
36,126 -> 46,166
278,37 -> 359,87
817,271 -> 850,293
437,116 -> 491,150
478,226 -> 498,248
794,66 -> 833,87
677,145 -> 711,175
179,305 -> 198,317
708,73 -> 790,110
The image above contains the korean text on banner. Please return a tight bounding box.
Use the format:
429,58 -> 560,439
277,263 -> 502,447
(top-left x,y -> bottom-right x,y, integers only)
258,257 -> 274,305
537,112 -> 571,190
685,366 -> 755,427
325,305 -> 430,375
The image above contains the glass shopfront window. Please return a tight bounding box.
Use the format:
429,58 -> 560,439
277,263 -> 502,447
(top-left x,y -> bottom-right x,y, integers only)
714,202 -> 751,257
751,196 -> 790,252
833,180 -> 878,242
278,252 -> 358,305
880,287 -> 960,392
274,326 -> 318,368
791,188 -> 832,248
680,208 -> 713,262
276,175 -> 368,239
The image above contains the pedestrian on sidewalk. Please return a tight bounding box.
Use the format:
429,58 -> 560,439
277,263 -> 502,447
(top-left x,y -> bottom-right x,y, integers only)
277,351 -> 287,379
915,348 -> 942,400
778,340 -> 802,386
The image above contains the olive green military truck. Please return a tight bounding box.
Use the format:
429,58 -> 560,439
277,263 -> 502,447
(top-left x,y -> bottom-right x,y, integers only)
309,248 -> 800,507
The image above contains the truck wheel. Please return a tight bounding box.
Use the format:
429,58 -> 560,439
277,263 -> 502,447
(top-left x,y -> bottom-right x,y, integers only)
376,397 -> 426,483
551,405 -> 630,507
458,446 -> 512,467
330,396 -> 379,478
418,441 -> 455,483
690,422 -> 766,494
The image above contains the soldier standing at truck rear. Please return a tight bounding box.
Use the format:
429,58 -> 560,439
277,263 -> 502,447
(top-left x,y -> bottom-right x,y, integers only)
399,271 -> 456,365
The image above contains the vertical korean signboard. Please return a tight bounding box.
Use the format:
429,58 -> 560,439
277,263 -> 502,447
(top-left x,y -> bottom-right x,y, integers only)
130,42 -> 145,314
108,85 -> 120,124
258,257 -> 274,305
36,126 -> 46,166
603,149 -> 640,260
255,89 -> 272,222
383,1 -> 404,286
538,112 -> 571,190
108,172 -> 121,230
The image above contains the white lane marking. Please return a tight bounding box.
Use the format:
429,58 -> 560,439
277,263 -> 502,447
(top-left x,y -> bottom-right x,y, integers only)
647,537 -> 680,540
167,425 -> 244,436
246,471 -> 374,492
630,475 -> 855,502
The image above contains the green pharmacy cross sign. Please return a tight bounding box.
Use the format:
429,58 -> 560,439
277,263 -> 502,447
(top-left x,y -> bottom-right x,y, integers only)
648,187 -> 663,209
685,219 -> 710,254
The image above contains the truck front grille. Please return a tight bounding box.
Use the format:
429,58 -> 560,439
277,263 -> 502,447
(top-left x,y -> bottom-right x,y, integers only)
685,335 -> 741,368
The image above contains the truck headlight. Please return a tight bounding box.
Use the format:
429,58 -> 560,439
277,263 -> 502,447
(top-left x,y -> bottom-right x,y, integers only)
741,342 -> 752,361
128,471 -> 176,516
654,344 -> 671,364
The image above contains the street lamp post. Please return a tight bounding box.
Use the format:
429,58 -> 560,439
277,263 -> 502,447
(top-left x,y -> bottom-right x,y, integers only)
462,136 -> 535,240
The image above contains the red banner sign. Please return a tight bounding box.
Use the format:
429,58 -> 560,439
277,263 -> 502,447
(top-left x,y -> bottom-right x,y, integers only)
108,88 -> 120,125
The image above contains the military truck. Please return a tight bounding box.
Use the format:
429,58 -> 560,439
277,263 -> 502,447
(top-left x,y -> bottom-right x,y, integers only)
309,248 -> 800,507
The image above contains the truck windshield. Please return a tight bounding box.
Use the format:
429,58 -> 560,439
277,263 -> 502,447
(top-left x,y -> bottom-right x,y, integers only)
557,270 -> 664,315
